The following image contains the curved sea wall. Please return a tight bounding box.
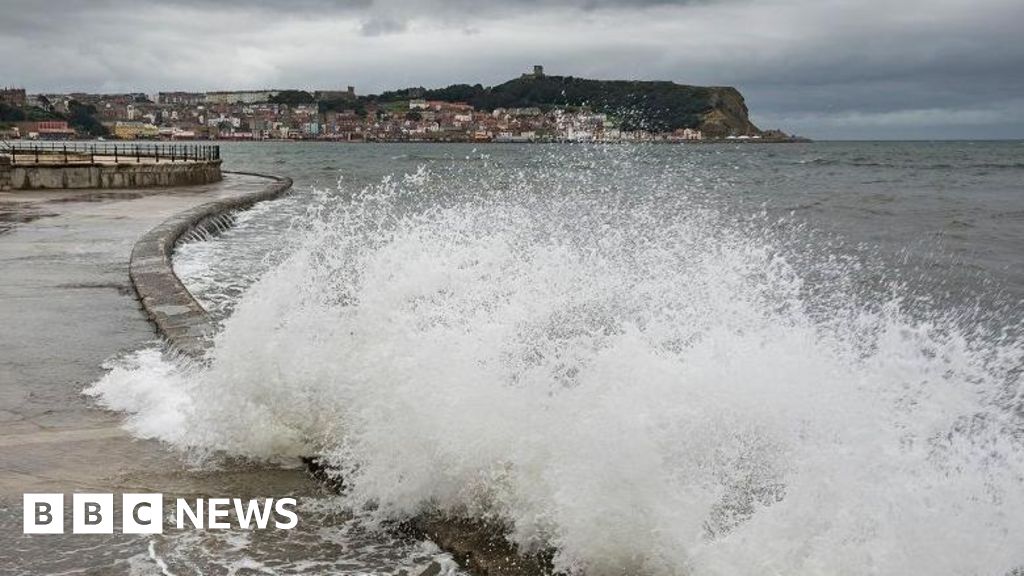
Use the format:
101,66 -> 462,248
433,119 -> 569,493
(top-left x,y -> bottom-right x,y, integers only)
9,159 -> 222,190
129,171 -> 291,358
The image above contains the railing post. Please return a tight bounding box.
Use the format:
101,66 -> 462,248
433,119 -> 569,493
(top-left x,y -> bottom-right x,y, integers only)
114,145 -> 118,163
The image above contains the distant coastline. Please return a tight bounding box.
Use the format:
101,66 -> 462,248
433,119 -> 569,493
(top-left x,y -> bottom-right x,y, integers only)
1,67 -> 807,144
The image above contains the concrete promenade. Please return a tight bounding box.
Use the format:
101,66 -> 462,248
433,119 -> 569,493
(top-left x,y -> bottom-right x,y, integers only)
0,172 -> 532,575
0,174 -> 317,574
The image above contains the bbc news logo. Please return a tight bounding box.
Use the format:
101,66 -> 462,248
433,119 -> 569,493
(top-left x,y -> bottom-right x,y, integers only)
23,493 -> 298,534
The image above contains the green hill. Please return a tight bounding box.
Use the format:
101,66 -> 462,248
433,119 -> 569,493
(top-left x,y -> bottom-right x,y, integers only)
369,73 -> 761,137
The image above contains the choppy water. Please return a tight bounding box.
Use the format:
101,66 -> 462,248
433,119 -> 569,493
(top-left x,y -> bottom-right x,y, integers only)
91,141 -> 1024,575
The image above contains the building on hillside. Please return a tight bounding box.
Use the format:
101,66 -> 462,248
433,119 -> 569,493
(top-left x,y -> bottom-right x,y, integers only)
505,107 -> 542,117
427,101 -> 473,113
0,88 -> 27,106
39,95 -> 69,114
25,94 -> 52,109
522,65 -> 545,79
205,90 -> 279,105
71,93 -> 140,106
315,87 -> 356,101
158,92 -> 205,106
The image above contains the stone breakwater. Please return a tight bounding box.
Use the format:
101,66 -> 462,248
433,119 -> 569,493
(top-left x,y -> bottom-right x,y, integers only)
1,156 -> 222,190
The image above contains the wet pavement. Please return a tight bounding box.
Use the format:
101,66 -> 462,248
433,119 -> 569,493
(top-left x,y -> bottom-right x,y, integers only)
0,176 -> 326,574
0,175 -> 461,576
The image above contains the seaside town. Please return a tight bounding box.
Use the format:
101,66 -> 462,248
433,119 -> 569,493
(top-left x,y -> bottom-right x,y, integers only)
0,87 -> 714,144
1,68 -> 797,144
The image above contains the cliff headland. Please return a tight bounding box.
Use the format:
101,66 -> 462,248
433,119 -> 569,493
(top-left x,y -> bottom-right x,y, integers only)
2,68 -> 802,142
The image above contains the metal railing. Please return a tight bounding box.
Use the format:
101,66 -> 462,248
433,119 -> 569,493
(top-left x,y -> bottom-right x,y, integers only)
0,141 -> 220,166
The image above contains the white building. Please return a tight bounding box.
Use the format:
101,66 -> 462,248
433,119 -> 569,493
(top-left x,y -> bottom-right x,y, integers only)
205,91 -> 280,105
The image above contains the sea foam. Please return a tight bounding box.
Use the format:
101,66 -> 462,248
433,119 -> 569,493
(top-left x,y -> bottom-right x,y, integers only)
88,146 -> 1024,575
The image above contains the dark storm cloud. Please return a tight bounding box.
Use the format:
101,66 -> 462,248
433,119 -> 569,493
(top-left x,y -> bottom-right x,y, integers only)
0,0 -> 1021,138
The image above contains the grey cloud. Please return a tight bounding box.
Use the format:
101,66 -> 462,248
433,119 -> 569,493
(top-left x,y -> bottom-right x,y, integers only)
360,16 -> 407,36
0,0 -> 1020,139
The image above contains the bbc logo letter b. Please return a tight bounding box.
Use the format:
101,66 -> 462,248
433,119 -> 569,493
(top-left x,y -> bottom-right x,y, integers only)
24,494 -> 64,534
73,493 -> 114,534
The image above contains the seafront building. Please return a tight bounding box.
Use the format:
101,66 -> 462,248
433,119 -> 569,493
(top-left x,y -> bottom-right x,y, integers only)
33,120 -> 77,140
112,121 -> 160,140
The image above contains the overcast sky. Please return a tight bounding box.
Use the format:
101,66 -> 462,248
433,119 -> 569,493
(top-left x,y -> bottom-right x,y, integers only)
1,0 -> 1022,139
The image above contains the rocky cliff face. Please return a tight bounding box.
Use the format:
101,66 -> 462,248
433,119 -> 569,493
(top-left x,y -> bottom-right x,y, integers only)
698,87 -> 761,138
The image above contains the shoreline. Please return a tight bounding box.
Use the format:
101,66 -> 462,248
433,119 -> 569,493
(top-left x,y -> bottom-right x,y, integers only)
7,137 -> 811,145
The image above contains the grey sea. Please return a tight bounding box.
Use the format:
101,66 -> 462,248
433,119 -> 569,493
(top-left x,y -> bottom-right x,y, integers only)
189,140 -> 1024,315
162,140 -> 1024,575
9,141 -> 1024,575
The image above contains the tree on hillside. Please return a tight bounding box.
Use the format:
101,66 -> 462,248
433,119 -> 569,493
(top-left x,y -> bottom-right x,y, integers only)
67,100 -> 109,137
363,75 -> 721,131
319,97 -> 366,116
270,90 -> 315,106
0,103 -> 26,122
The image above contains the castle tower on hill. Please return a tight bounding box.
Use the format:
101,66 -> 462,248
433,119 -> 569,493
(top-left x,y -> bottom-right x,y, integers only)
522,65 -> 545,79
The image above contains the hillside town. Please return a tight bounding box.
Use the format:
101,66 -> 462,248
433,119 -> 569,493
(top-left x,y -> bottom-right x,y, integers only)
1,84 -> 716,143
